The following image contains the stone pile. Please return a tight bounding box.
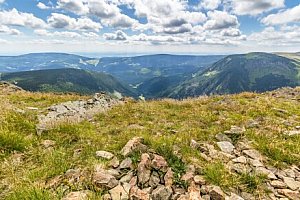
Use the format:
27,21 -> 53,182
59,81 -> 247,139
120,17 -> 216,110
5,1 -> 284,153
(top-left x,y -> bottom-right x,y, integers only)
37,93 -> 121,134
190,126 -> 300,200
50,128 -> 299,200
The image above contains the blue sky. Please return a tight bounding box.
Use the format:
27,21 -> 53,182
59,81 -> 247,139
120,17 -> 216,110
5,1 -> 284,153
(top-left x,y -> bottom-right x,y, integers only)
0,0 -> 299,55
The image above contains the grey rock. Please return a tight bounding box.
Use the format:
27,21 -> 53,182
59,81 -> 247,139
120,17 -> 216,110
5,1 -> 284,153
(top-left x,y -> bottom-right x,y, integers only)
187,182 -> 201,200
232,156 -> 247,164
149,172 -> 161,188
243,150 -> 263,161
248,159 -> 264,167
152,154 -> 168,172
137,153 -> 151,186
109,185 -> 129,200
209,186 -> 225,200
215,133 -> 232,142
217,141 -> 235,154
194,175 -> 206,185
95,151 -> 114,160
277,189 -> 300,199
151,185 -> 172,200
120,137 -> 147,157
93,170 -> 119,189
62,191 -> 90,200
270,180 -> 287,189
284,130 -> 300,136
109,157 -> 120,168
41,140 -> 56,148
120,172 -> 134,183
120,158 -> 133,169
130,186 -> 150,200
283,177 -> 300,191
164,168 -> 174,187
256,167 -> 277,180
225,193 -> 244,200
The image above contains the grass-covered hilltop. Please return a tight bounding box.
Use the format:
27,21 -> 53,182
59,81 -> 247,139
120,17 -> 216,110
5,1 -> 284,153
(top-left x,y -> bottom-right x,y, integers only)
0,82 -> 299,200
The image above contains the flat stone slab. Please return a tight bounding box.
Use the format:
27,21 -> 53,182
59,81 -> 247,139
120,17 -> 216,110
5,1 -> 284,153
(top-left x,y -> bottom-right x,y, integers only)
217,141 -> 235,154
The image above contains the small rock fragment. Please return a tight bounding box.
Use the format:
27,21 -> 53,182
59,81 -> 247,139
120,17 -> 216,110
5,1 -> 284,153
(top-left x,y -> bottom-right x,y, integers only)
96,151 -> 114,160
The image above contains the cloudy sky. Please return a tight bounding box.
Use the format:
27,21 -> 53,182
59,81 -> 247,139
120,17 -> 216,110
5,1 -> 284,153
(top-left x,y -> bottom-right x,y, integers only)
0,0 -> 299,55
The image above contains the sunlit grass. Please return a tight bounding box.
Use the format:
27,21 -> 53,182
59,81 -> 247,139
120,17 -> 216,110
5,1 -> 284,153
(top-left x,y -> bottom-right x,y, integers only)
0,89 -> 299,198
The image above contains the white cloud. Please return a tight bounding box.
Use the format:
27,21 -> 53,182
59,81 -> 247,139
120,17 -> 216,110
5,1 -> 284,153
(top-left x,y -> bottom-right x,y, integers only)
57,0 -> 88,15
249,26 -> 300,46
204,10 -> 239,30
228,0 -> 285,16
34,29 -> 82,38
200,0 -> 221,10
37,2 -> 50,10
0,25 -> 21,35
103,30 -> 128,40
102,13 -> 139,28
261,4 -> 300,25
47,13 -> 102,31
0,0 -> 5,4
0,8 -> 46,28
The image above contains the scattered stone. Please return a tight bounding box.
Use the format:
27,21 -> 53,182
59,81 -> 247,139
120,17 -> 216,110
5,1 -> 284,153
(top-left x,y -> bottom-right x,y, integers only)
190,139 -> 206,152
38,93 -> 120,132
62,191 -> 90,200
120,137 -> 147,157
202,195 -> 211,200
109,184 -> 128,200
130,186 -> 150,200
137,153 -> 151,186
188,182 -> 202,200
164,168 -> 174,187
277,189 -> 300,199
217,141 -> 235,154
120,172 -> 134,183
119,158 -> 133,169
149,172 -> 161,188
102,194 -> 112,200
283,177 -> 300,191
243,150 -> 263,161
232,156 -> 247,164
151,154 -> 168,172
109,157 -> 120,168
248,159 -> 264,167
107,169 -> 121,178
270,180 -> 287,189
194,175 -> 206,185
41,140 -> 56,148
215,133 -> 232,142
93,170 -> 119,189
151,185 -> 172,200
209,186 -> 225,200
284,130 -> 300,136
95,151 -> 114,160
224,126 -> 245,135
226,193 -> 244,200
256,167 -> 277,180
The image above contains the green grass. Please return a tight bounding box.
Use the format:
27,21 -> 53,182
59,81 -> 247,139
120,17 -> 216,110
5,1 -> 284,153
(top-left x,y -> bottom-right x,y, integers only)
0,89 -> 300,198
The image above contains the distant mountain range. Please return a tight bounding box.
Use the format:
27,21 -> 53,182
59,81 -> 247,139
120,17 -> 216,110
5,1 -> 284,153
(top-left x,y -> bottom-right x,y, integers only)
0,68 -> 136,98
168,52 -> 300,98
0,52 -> 299,99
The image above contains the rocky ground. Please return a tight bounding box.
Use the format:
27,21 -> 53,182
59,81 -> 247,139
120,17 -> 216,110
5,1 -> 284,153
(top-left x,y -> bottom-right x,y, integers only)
37,93 -> 123,134
44,128 -> 300,200
1,84 -> 300,200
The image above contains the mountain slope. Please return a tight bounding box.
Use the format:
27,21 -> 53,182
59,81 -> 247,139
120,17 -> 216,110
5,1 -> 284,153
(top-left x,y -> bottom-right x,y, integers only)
0,53 -> 100,72
168,53 -> 300,98
0,68 -> 137,97
97,54 -> 224,85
